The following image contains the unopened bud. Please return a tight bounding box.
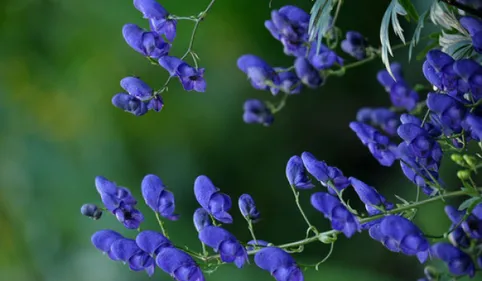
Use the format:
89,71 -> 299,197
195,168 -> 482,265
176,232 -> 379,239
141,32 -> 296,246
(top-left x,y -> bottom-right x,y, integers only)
80,203 -> 102,220
457,170 -> 471,180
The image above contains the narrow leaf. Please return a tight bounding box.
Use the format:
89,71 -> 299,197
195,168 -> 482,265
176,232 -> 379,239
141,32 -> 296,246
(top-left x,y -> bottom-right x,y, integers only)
380,0 -> 407,79
398,0 -> 419,21
409,10 -> 428,61
309,0 -> 334,53
458,197 -> 482,211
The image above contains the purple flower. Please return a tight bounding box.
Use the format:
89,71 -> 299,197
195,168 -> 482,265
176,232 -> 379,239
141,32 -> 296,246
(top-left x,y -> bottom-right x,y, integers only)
198,226 -> 248,268
294,57 -> 323,88
308,41 -> 343,70
80,203 -> 102,220
112,77 -> 156,116
461,203 -> 482,239
237,55 -> 280,94
147,95 -> 164,112
141,174 -> 179,220
349,122 -> 398,166
265,5 -> 310,57
238,194 -> 260,221
110,238 -> 156,276
275,69 -> 302,94
254,247 -> 303,281
243,99 -> 274,126
286,155 -> 314,189
427,93 -> 467,135
300,152 -> 350,193
422,50 -> 457,93
91,230 -> 124,260
444,206 -> 470,249
460,16 -> 482,54
95,176 -> 144,229
374,215 -> 429,263
377,63 -> 419,111
356,107 -> 400,136
311,192 -> 360,238
466,113 -> 482,140
349,177 -> 384,207
133,0 -> 177,41
431,243 -> 475,277
122,23 -> 170,58
193,208 -> 212,232
194,175 -> 233,224
156,247 -> 205,281
452,58 -> 482,100
135,230 -> 172,255
158,56 -> 206,92
341,31 -> 369,60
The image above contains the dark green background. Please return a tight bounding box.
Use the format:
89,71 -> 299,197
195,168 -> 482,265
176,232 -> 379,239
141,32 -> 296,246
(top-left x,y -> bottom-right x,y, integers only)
0,0 -> 467,280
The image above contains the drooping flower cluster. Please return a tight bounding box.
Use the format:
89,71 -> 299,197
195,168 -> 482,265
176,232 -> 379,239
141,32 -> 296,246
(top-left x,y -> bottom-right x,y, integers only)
114,0 -> 206,116
427,204 -> 482,278
238,5 -> 372,126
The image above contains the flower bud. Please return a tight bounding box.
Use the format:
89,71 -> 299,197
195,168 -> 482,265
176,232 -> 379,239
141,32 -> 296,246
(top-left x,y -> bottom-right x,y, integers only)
457,170 -> 471,180
463,155 -> 477,167
451,154 -> 465,166
81,203 -> 102,220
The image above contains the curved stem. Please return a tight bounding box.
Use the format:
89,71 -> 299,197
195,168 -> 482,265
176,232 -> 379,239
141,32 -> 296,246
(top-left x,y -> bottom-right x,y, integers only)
290,184 -> 319,235
155,212 -> 169,238
200,188 -> 477,262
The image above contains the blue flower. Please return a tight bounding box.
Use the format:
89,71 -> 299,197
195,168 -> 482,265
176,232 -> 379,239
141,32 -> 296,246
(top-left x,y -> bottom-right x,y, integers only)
80,203 -> 102,220
422,50 -> 457,93
237,55 -> 280,94
311,192 -> 360,237
91,230 -> 124,260
110,238 -> 156,276
158,56 -> 206,92
427,93 -> 467,135
193,208 -> 212,232
294,57 -> 323,88
254,247 -> 303,281
452,58 -> 482,100
377,63 -> 419,111
466,113 -> 482,140
444,206 -> 470,249
349,122 -> 398,166
461,203 -> 482,240
194,175 -> 233,223
300,152 -> 350,193
141,174 -> 179,220
95,176 -> 144,229
356,107 -> 400,136
135,230 -> 172,255
122,23 -> 170,58
460,16 -> 482,54
308,41 -> 343,70
265,5 -> 310,57
275,69 -> 302,94
198,226 -> 248,268
156,247 -> 205,281
349,177 -> 384,207
286,155 -> 314,189
112,77 -> 156,116
133,0 -> 177,41
431,243 -> 475,277
238,194 -> 260,222
371,215 -> 429,263
341,31 -> 368,60
243,99 -> 274,126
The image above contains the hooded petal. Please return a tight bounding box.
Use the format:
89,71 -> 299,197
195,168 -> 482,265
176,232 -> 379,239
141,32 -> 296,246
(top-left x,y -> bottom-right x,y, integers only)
135,230 -> 172,255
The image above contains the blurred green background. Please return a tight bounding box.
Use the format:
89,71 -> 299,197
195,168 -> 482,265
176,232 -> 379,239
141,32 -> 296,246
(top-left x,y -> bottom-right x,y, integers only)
0,0 -> 468,280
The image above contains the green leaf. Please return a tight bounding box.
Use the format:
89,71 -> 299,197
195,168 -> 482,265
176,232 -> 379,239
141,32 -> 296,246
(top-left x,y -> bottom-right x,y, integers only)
380,0 -> 407,78
458,197 -> 482,211
309,0 -> 334,53
398,0 -> 419,21
408,10 -> 428,61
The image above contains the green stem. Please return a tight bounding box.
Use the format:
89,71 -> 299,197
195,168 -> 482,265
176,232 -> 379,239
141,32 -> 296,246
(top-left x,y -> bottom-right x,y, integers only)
290,184 -> 319,235
155,212 -> 169,238
247,220 -> 258,244
200,188 -> 477,263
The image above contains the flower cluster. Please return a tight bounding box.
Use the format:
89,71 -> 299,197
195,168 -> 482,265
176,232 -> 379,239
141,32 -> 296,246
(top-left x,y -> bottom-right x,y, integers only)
113,0 -> 206,116
237,5 -> 371,126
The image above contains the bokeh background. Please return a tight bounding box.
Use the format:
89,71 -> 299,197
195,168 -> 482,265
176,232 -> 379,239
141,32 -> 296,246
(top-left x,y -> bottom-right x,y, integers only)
0,0 -> 470,280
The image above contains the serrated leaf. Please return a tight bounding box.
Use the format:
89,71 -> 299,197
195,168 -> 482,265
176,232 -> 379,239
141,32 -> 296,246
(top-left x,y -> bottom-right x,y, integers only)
440,31 -> 474,59
430,0 -> 468,35
381,0 -> 407,79
458,197 -> 482,211
309,0 -> 334,54
409,10 -> 428,61
398,0 -> 419,21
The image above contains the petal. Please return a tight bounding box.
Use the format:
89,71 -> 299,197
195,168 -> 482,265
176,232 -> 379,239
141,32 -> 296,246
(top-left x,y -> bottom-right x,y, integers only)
156,247 -> 196,274
136,230 -> 172,255
198,226 -> 233,251
134,0 -> 169,19
110,238 -> 141,261
254,247 -> 296,273
159,56 -> 183,76
193,208 -> 212,232
300,152 -> 330,182
91,230 -> 124,253
120,77 -> 153,99
194,175 -> 219,210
